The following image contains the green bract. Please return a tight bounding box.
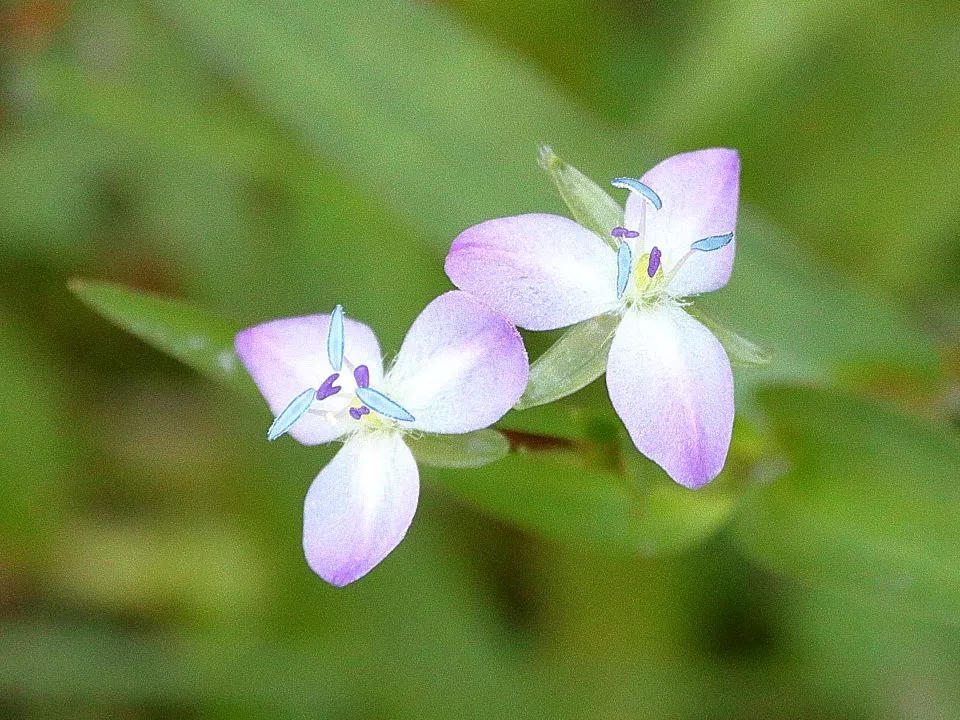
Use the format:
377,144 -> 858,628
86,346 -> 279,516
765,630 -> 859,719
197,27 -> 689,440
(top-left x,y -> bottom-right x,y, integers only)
686,305 -> 773,368
538,144 -> 622,248
516,313 -> 620,410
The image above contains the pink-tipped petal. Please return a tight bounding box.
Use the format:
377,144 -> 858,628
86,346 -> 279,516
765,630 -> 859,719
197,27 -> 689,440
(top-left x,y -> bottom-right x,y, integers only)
624,149 -> 740,297
445,214 -> 619,330
384,291 -> 528,434
606,304 -> 734,489
303,432 -> 419,586
235,314 -> 383,445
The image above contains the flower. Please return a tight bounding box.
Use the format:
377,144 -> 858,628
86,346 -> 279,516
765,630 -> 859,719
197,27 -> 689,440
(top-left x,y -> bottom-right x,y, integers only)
445,149 -> 739,489
235,291 -> 528,585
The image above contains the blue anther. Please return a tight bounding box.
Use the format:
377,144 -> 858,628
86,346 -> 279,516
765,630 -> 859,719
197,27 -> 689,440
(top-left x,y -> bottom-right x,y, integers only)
267,387 -> 317,441
355,387 -> 415,422
611,178 -> 663,210
690,232 -> 734,252
616,242 -> 633,299
327,304 -> 345,371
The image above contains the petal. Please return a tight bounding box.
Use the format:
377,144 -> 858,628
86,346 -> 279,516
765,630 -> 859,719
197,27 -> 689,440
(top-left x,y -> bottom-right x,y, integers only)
624,149 -> 740,296
384,291 -> 528,434
235,314 -> 384,445
445,213 -> 619,330
606,304 -> 734,489
303,432 -> 419,586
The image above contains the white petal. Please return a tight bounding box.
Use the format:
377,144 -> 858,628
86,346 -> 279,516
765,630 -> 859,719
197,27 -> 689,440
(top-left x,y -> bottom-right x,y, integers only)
384,291 -> 528,434
624,149 -> 740,296
445,214 -> 619,330
303,432 -> 419,586
606,304 -> 734,488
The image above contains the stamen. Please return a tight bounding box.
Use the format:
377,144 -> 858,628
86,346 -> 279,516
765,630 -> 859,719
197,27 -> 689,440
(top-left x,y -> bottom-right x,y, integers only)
611,226 -> 639,239
353,365 -> 370,389
267,387 -> 317,441
690,232 -> 734,252
611,178 -> 663,210
327,304 -> 345,372
647,246 -> 662,278
349,406 -> 371,420
354,387 -> 416,422
316,372 -> 341,401
616,242 -> 633,299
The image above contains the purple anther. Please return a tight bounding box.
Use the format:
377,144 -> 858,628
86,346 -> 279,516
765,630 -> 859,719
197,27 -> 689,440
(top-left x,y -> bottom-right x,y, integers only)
316,372 -> 342,401
647,246 -> 662,278
612,226 -> 640,239
349,406 -> 371,421
353,364 -> 370,389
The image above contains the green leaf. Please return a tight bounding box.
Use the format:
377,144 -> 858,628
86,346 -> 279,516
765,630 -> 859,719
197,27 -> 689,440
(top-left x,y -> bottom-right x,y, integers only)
686,304 -> 773,368
538,144 -> 622,247
152,0 -> 612,240
633,479 -> 739,555
68,279 -> 257,398
426,450 -> 645,550
431,432 -> 748,555
0,314 -> 74,552
733,386 -> 960,626
515,313 -> 620,410
406,429 -> 510,469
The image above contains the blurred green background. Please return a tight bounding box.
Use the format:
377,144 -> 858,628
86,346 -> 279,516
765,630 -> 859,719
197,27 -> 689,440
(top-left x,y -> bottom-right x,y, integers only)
1,0 -> 959,717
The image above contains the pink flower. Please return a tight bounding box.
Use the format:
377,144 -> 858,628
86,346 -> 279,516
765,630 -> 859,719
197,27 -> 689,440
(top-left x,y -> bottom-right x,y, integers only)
235,291 -> 528,585
446,149 -> 740,489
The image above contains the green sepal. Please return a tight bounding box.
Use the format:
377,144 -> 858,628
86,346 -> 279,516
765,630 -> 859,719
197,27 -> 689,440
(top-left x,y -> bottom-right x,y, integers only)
515,312 -> 621,410
406,429 -> 510,469
686,304 -> 773,368
538,144 -> 622,249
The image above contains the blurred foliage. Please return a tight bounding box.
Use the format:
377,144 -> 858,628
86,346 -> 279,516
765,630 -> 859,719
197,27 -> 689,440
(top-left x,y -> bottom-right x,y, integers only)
0,0 -> 958,718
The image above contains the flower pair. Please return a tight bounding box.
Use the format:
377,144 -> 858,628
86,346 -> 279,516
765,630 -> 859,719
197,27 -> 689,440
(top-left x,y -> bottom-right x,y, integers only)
236,148 -> 740,586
